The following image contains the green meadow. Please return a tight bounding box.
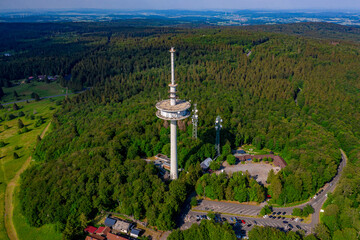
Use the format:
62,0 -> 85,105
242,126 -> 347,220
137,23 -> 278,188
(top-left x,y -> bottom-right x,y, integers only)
0,99 -> 63,240
1,81 -> 66,103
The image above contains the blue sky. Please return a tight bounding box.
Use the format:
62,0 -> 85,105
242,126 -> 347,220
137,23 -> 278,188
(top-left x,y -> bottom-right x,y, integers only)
0,0 -> 359,10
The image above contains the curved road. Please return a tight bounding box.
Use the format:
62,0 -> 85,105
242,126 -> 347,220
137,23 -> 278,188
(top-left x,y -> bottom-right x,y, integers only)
183,149 -> 347,234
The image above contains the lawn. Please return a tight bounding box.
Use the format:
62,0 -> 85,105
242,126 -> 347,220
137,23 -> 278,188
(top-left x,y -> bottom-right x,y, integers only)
0,98 -> 63,240
1,81 -> 67,103
240,144 -> 273,155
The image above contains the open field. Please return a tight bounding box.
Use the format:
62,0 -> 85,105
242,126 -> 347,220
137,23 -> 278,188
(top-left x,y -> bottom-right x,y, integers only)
1,81 -> 66,103
0,98 -> 63,240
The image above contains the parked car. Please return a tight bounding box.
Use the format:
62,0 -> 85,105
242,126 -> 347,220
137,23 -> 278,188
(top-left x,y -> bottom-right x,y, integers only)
241,220 -> 246,224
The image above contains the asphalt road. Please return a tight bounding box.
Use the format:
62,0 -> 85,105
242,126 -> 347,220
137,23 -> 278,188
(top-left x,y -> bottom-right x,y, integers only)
181,149 -> 347,236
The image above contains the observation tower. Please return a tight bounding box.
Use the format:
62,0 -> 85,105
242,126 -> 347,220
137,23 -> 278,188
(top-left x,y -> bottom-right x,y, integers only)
156,47 -> 191,180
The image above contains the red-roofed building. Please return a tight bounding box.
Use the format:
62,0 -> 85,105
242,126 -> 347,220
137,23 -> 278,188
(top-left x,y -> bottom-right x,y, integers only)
106,233 -> 128,240
273,156 -> 287,168
84,226 -> 97,234
95,226 -> 110,236
85,234 -> 105,240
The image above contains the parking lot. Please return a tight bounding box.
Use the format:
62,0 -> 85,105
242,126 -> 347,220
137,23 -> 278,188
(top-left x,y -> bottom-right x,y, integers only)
182,211 -> 311,237
218,161 -> 280,184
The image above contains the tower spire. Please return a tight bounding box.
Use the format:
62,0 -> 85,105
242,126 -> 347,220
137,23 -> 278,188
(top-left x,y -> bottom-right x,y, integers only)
169,47 -> 177,106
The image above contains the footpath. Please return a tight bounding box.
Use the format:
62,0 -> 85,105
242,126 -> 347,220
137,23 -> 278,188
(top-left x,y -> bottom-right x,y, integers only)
4,121 -> 52,240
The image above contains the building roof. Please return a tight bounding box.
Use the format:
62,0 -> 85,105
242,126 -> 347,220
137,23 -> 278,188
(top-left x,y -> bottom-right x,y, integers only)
273,156 -> 287,168
106,233 -> 128,240
86,234 -> 105,240
155,154 -> 170,162
200,158 -> 213,169
104,217 -> 117,227
237,150 -> 246,154
84,226 -> 97,234
113,220 -> 131,232
95,226 -> 110,235
236,155 -> 252,161
130,228 -> 141,237
252,154 -> 274,159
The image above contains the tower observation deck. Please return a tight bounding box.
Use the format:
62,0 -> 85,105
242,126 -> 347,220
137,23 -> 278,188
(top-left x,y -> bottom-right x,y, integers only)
156,47 -> 191,180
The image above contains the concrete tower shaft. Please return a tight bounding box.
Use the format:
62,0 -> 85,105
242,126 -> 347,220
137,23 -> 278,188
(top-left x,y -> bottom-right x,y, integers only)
170,120 -> 178,179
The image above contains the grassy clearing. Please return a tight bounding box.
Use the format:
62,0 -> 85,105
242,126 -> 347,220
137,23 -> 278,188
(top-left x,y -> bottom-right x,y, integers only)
240,144 -> 273,155
1,81 -> 66,103
0,98 -> 63,240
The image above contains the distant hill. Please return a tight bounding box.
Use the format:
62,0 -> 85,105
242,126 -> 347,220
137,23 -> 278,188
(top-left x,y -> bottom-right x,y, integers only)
242,22 -> 360,42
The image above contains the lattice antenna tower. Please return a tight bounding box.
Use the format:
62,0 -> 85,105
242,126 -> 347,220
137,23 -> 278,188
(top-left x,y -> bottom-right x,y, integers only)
191,103 -> 198,139
215,115 -> 223,156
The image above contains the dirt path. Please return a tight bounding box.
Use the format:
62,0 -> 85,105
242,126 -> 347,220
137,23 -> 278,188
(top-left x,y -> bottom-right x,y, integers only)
4,121 -> 52,240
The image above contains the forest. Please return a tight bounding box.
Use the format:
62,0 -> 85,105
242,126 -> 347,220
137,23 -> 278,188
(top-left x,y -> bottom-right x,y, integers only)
196,172 -> 266,203
0,21 -> 357,239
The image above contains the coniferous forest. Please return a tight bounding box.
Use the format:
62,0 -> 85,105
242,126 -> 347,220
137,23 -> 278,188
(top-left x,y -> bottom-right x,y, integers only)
1,22 -> 360,239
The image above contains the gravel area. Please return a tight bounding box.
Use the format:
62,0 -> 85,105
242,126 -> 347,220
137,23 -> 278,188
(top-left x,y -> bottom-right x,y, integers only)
217,161 -> 280,185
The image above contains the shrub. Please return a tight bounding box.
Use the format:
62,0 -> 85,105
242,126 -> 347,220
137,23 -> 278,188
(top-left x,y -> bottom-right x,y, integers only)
302,204 -> 315,216
13,103 -> 19,110
18,119 -> 24,129
226,155 -> 236,165
190,197 -> 198,207
292,208 -> 302,216
0,141 -> 6,147
13,152 -> 19,159
260,205 -> 272,216
209,161 -> 221,171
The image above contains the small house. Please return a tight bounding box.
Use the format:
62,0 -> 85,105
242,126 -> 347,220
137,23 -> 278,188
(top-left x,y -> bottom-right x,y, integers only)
112,219 -> 132,234
237,150 -> 246,154
106,233 -> 128,240
95,226 -> 110,236
84,226 -> 97,234
104,217 -> 117,227
273,156 -> 287,168
163,162 -> 171,170
155,153 -> 170,163
130,228 -> 142,238
85,234 -> 105,240
200,158 -> 213,170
